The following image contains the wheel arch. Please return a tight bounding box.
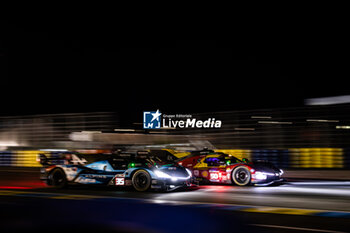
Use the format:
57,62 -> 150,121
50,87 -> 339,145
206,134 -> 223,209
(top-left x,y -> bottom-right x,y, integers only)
128,168 -> 156,179
48,166 -> 66,177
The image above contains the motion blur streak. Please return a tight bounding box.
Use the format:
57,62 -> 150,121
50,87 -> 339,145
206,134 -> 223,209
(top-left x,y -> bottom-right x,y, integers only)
0,186 -> 33,189
305,95 -> 350,106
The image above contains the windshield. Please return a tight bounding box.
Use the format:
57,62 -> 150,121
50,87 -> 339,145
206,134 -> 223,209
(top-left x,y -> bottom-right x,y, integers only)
177,152 -> 225,163
204,155 -> 242,166
147,156 -> 177,166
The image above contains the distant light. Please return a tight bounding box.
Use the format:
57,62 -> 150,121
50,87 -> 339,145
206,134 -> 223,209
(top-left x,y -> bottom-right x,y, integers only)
234,128 -> 255,131
336,125 -> 350,129
114,129 -> 135,132
69,132 -> 93,141
145,145 -> 166,148
169,143 -> 191,146
0,141 -> 19,147
307,119 -> 339,123
305,95 -> 350,105
40,149 -> 68,152
251,116 -> 272,119
160,127 -> 176,130
149,131 -> 168,134
81,131 -> 102,133
258,121 -> 292,125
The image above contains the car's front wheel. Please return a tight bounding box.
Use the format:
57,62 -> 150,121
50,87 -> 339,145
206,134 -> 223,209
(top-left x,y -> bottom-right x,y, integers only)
132,170 -> 151,192
231,166 -> 251,186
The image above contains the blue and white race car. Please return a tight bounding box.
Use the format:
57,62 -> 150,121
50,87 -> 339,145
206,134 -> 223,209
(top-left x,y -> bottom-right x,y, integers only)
39,151 -> 195,192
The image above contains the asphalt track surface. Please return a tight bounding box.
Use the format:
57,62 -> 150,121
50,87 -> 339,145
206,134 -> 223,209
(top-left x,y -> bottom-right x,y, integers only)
1,168 -> 350,233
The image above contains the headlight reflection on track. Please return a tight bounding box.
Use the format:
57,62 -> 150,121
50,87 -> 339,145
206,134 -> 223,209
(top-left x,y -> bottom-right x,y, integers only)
254,185 -> 350,197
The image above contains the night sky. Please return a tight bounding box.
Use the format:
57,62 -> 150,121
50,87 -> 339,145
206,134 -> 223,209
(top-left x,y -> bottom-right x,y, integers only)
1,18 -> 348,124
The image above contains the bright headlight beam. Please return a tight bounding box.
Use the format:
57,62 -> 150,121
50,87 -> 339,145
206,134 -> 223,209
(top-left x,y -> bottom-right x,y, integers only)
255,172 -> 267,180
154,170 -> 172,178
253,171 -> 277,180
185,168 -> 192,177
154,170 -> 191,180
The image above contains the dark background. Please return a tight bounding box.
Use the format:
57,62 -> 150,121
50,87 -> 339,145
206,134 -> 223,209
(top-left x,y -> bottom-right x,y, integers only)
1,18 -> 348,125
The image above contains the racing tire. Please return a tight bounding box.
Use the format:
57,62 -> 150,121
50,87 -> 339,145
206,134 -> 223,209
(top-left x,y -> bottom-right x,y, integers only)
132,169 -> 151,192
49,168 -> 67,188
231,166 -> 251,186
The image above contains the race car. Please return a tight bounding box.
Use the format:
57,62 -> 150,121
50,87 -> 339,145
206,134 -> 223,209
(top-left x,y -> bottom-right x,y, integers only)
39,151 -> 195,191
177,149 -> 284,186
177,148 -> 220,168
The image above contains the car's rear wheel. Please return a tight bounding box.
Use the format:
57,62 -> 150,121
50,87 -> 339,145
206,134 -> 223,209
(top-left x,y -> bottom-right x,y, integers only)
132,170 -> 151,192
49,169 -> 67,188
232,166 -> 251,186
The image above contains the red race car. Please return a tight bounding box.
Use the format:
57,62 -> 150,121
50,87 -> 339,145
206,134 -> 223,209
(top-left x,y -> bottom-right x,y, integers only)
177,149 -> 284,186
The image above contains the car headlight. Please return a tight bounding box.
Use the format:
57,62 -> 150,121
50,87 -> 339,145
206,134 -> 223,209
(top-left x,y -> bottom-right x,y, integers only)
185,168 -> 192,177
279,169 -> 284,175
154,170 -> 172,178
254,171 -> 267,180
